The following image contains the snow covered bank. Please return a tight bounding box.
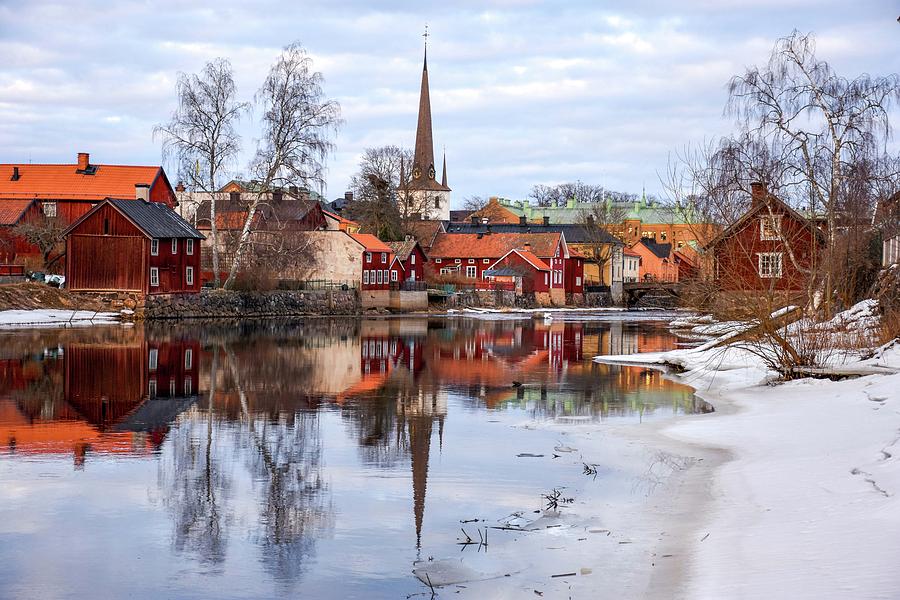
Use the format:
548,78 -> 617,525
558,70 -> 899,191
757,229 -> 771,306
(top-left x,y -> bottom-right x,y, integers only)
0,309 -> 119,329
596,327 -> 900,598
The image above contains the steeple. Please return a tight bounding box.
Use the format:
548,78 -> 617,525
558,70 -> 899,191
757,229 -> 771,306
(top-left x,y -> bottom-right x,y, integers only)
441,148 -> 448,188
409,28 -> 449,193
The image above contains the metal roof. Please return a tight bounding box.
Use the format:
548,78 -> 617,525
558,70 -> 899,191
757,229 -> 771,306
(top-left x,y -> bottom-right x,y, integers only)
444,222 -> 622,245
108,199 -> 204,239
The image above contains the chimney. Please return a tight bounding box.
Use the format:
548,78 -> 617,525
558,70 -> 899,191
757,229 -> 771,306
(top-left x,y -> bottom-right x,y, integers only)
77,152 -> 89,171
750,181 -> 766,206
135,183 -> 150,202
523,242 -> 532,252
344,191 -> 354,202
11,166 -> 20,181
175,181 -> 185,192
471,216 -> 480,225
519,215 -> 527,226
542,216 -> 550,226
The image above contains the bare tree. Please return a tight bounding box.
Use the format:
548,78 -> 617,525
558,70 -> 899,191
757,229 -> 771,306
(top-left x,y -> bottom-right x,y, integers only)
223,43 -> 342,290
13,217 -> 66,271
344,145 -> 410,239
462,195 -> 489,211
725,30 -> 900,314
576,202 -> 626,285
155,59 -> 247,288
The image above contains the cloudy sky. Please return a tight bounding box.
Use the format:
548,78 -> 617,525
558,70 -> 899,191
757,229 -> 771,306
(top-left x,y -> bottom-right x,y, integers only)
1,0 -> 898,206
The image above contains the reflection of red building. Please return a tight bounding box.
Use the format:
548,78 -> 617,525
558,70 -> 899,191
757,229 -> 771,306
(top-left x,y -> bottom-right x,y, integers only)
1,336 -> 199,465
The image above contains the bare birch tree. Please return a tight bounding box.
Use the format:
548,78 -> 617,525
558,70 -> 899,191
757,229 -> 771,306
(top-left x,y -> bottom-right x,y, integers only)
155,59 -> 247,288
223,43 -> 341,290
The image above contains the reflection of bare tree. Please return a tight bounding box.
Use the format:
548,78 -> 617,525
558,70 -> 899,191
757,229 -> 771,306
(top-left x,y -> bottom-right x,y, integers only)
224,346 -> 333,582
159,347 -> 229,567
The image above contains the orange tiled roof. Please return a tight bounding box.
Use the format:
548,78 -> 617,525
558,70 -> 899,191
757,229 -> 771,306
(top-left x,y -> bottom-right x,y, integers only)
623,248 -> 641,257
429,232 -> 561,259
349,232 -> 393,252
0,199 -> 34,225
512,249 -> 551,271
0,163 -> 165,201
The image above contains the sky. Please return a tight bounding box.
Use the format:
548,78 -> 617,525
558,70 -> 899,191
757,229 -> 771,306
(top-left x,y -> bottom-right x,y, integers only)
1,0 -> 899,207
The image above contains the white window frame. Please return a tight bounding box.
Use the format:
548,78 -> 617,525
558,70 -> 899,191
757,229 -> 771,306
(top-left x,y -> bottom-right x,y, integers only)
148,379 -> 157,398
377,270 -> 383,284
760,215 -> 782,241
363,270 -> 369,285
381,252 -> 387,264
185,266 -> 194,286
468,258 -> 475,264
544,273 -> 549,285
365,252 -> 372,262
150,267 -> 159,287
184,377 -> 192,396
171,238 -> 178,254
391,270 -> 398,282
383,269 -> 389,283
440,266 -> 460,275
169,379 -> 176,397
149,348 -> 158,370
186,239 -> 194,255
184,348 -> 193,370
575,276 -> 581,286
758,252 -> 783,278
466,265 -> 477,278
150,239 -> 159,256
435,258 -> 442,264
483,258 -> 490,264
454,258 -> 461,263
42,201 -> 57,218
410,254 -> 415,264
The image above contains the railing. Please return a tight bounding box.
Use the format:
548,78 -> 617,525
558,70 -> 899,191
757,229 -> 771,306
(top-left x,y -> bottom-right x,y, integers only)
276,279 -> 359,291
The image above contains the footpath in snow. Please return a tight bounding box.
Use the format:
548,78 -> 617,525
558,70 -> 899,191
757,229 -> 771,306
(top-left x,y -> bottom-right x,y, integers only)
596,305 -> 900,599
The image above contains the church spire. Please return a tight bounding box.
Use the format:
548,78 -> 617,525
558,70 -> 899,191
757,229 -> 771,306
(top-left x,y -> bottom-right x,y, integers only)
409,27 -> 449,193
441,148 -> 447,188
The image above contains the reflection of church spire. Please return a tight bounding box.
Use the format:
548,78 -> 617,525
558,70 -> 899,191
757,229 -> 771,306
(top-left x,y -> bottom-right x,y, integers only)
410,414 -> 433,550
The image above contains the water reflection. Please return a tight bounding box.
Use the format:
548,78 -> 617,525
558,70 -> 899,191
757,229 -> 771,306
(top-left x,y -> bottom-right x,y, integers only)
0,316 -> 710,598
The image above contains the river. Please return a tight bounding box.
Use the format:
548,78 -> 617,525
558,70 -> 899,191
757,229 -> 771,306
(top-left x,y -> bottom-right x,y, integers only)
0,314 -> 710,599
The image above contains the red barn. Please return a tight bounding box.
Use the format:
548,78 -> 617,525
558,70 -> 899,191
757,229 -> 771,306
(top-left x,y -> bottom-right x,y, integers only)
484,248 -> 551,294
64,198 -> 204,295
388,238 -> 428,285
705,182 -> 823,293
0,199 -> 43,265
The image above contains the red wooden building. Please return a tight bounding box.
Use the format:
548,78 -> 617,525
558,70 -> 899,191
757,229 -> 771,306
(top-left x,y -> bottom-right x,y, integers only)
350,233 -> 395,291
704,182 -> 823,293
64,198 -> 204,295
388,238 -> 428,285
0,199 -> 42,264
484,248 -> 551,294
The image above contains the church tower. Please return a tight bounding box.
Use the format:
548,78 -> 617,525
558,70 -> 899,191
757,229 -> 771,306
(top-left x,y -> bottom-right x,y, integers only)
405,30 -> 451,221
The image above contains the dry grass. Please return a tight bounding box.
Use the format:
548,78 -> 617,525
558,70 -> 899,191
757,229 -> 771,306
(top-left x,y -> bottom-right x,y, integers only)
0,283 -> 109,311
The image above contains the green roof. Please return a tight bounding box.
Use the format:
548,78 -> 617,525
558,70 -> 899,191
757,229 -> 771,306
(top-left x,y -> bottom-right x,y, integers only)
494,196 -> 699,225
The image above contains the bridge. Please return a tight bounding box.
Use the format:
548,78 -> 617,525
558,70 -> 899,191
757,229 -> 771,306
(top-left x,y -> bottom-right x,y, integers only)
623,281 -> 682,308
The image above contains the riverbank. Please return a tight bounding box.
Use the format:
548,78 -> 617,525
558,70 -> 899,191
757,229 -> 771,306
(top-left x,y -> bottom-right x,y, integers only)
597,338 -> 900,598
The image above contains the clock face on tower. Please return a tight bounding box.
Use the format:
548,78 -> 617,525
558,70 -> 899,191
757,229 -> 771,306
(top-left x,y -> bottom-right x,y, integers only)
413,167 -> 421,179
428,167 -> 435,179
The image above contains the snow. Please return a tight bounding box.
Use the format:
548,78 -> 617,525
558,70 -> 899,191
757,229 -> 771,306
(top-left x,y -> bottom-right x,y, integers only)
594,308 -> 900,599
0,309 -> 119,328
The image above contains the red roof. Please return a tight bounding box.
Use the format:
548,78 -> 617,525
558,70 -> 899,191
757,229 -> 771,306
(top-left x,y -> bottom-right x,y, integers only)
348,232 -> 392,252
0,199 -> 34,225
0,163 -> 167,201
511,249 -> 550,271
623,248 -> 641,257
429,232 -> 562,259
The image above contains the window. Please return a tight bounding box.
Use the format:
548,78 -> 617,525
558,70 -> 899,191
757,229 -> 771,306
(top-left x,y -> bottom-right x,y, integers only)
150,267 -> 159,287
363,270 -> 369,285
42,201 -> 57,218
468,258 -> 475,264
383,270 -> 389,283
435,258 -> 442,264
466,266 -> 477,278
434,197 -> 440,209
148,379 -> 157,398
440,266 -> 460,275
185,267 -> 194,286
381,252 -> 387,263
184,377 -> 192,396
544,273 -> 549,285
483,258 -> 490,264
760,215 -> 782,240
410,254 -> 415,264
149,348 -> 158,370
391,270 -> 398,282
169,379 -> 176,397
576,276 -> 581,286
150,239 -> 159,256
171,238 -> 178,254
454,258 -> 461,263
186,239 -> 194,255
758,252 -> 783,278
103,218 -> 109,235
660,232 -> 667,241
377,270 -> 383,284
184,348 -> 193,369
642,231 -> 655,239
365,252 -> 372,262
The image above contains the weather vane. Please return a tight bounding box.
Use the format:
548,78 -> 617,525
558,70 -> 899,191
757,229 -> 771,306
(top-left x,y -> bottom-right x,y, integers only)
423,23 -> 429,49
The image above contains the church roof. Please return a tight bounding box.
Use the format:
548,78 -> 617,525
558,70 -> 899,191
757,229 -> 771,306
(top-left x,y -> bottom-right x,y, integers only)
408,50 -> 450,193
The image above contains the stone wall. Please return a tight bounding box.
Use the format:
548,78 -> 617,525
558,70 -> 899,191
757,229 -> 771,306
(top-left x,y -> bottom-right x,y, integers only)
446,289 -> 520,309
143,289 -> 360,319
389,290 -> 428,311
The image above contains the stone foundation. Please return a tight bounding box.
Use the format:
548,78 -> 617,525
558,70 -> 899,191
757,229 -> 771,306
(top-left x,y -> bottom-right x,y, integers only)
143,289 -> 360,319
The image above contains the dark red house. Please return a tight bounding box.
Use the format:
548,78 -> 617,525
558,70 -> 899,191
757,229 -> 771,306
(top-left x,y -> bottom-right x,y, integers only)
484,248 -> 551,294
0,199 -> 42,265
705,182 -> 823,293
350,233 -> 395,291
64,198 -> 204,295
388,238 -> 428,285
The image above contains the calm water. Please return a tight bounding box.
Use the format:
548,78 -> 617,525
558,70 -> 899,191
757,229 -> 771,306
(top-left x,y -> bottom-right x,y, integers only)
0,315 -> 708,600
